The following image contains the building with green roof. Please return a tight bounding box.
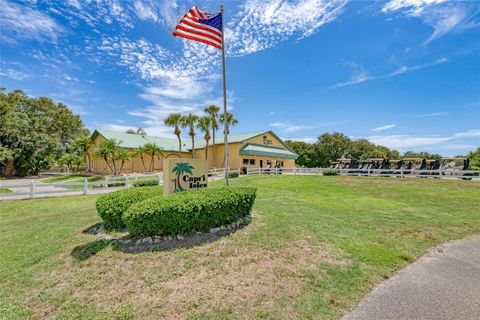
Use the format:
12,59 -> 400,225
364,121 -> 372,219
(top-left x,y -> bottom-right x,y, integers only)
90,129 -> 298,174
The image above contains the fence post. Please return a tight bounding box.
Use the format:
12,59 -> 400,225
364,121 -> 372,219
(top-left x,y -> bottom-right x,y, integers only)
294,167 -> 297,175
158,173 -> 162,185
83,178 -> 88,195
29,180 -> 35,199
104,176 -> 108,189
125,176 -> 129,188
400,170 -> 404,178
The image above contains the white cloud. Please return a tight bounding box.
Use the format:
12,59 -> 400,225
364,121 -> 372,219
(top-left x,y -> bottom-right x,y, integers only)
382,0 -> 478,44
270,122 -> 313,132
0,69 -> 32,81
371,124 -> 396,132
365,128 -> 480,151
0,1 -> 64,43
414,112 -> 448,118
282,136 -> 317,143
382,0 -> 447,13
133,0 -> 158,22
453,129 -> 480,138
227,0 -> 348,56
330,57 -> 448,89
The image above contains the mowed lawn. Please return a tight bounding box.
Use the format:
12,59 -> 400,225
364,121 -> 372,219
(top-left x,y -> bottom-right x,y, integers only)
1,176 -> 479,319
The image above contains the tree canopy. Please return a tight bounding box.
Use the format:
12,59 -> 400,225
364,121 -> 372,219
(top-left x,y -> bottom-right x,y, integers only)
0,88 -> 87,176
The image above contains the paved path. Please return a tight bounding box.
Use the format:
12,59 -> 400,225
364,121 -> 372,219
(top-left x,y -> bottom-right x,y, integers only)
344,236 -> 480,320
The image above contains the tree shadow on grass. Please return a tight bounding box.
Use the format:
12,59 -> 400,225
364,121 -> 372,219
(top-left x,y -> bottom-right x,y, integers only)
71,239 -> 111,261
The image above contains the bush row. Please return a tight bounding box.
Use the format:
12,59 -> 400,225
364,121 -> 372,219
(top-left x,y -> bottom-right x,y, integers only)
123,187 -> 257,237
323,169 -> 338,176
132,179 -> 159,187
96,186 -> 163,229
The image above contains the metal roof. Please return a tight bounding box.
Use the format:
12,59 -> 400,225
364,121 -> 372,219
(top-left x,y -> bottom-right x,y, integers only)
91,130 -> 296,155
239,143 -> 298,159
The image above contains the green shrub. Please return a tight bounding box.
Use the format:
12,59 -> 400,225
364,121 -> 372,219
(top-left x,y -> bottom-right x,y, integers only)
228,171 -> 239,178
123,187 -> 257,237
132,179 -> 159,187
323,169 -> 338,176
96,186 -> 162,230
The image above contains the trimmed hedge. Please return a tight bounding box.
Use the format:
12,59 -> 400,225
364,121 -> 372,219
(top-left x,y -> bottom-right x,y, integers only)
123,187 -> 257,237
96,186 -> 163,229
132,179 -> 159,187
323,169 -> 338,176
228,171 -> 239,178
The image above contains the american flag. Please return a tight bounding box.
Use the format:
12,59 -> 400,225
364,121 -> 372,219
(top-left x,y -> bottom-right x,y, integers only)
173,6 -> 223,50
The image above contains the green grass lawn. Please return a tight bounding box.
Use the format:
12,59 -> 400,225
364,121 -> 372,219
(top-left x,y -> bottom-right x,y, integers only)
40,174 -> 91,183
1,176 -> 479,319
0,188 -> 12,193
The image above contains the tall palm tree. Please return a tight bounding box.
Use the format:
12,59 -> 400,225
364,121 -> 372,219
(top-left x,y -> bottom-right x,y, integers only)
143,143 -> 163,172
181,113 -> 199,158
219,112 -> 238,134
197,116 -> 212,160
72,136 -> 94,172
164,113 -> 183,157
204,105 -> 220,166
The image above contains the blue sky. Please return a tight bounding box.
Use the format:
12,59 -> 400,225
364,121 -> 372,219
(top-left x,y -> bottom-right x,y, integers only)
1,0 -> 479,156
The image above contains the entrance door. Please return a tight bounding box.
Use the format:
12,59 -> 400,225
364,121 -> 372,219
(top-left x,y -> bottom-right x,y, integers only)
260,160 -> 263,168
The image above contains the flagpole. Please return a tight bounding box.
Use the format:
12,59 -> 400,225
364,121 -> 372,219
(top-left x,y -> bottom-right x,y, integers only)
220,4 -> 229,186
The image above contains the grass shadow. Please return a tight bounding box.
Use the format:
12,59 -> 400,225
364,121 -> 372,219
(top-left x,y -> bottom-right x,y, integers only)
71,239 -> 111,261
113,221 -> 252,254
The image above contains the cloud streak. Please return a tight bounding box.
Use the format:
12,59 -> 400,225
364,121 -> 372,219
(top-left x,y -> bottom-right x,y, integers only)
0,1 -> 64,44
371,124 -> 396,132
329,57 -> 448,89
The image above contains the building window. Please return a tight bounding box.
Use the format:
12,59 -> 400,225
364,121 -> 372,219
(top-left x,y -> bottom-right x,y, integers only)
243,159 -> 256,165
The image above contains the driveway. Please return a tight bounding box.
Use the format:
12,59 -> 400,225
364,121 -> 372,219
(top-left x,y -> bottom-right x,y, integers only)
344,236 -> 480,320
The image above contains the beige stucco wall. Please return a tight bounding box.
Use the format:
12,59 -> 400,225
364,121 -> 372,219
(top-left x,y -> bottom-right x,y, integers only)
90,132 -> 296,174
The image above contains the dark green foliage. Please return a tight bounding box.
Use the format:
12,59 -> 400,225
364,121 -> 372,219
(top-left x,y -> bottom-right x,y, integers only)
123,187 -> 257,237
132,179 -> 159,187
0,88 -> 87,176
228,171 -> 239,178
323,169 -> 338,176
285,140 -> 318,167
96,186 -> 162,229
468,147 -> 480,170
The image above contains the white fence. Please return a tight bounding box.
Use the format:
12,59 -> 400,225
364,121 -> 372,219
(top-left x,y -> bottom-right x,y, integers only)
0,173 -> 162,200
246,167 -> 480,180
1,167 -> 478,200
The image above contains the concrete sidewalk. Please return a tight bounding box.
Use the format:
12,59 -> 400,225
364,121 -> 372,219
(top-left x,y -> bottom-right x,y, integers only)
344,236 -> 480,320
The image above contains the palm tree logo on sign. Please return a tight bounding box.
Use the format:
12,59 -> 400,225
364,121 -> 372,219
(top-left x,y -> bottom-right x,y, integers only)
171,162 -> 194,193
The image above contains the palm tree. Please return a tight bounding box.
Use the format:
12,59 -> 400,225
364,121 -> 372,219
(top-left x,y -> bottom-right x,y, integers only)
164,113 -> 183,157
94,139 -> 121,175
143,143 -> 163,172
181,113 -> 199,158
126,128 -> 146,135
136,145 -> 149,172
136,127 -> 146,135
171,162 -> 194,192
72,136 -> 94,172
116,149 -> 132,174
204,105 -> 220,166
219,112 -> 238,134
197,116 -> 212,161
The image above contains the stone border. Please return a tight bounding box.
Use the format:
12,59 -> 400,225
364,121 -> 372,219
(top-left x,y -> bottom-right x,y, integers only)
87,214 -> 253,253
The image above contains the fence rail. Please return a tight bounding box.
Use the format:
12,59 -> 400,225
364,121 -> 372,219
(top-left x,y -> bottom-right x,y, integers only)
0,173 -> 163,200
1,167 -> 478,200
247,167 -> 480,180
